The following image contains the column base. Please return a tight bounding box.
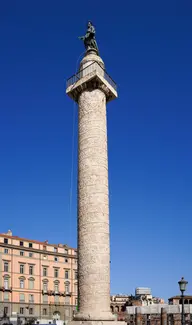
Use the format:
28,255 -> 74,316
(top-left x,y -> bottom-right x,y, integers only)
68,322 -> 126,325
74,311 -> 115,321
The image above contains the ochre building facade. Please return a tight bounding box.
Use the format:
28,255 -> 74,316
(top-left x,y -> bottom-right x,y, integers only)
0,230 -> 78,322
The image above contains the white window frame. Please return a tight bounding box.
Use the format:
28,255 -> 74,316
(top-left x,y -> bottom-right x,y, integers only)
20,264 -> 24,274
20,279 -> 24,289
4,262 -> 9,272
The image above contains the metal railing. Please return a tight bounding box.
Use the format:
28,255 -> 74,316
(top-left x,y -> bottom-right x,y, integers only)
66,61 -> 117,91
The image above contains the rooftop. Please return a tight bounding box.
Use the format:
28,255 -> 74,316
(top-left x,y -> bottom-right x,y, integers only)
169,295 -> 192,300
0,230 -> 76,250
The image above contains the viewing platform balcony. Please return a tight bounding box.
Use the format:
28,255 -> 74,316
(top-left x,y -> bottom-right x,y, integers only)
66,61 -> 117,103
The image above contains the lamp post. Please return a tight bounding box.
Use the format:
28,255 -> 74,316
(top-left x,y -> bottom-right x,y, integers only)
178,277 -> 188,325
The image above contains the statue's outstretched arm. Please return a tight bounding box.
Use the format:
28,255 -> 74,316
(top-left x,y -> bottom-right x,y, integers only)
84,32 -> 90,39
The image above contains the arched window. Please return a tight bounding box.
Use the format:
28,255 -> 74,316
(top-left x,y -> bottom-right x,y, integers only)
42,279 -> 48,292
53,311 -> 60,320
28,277 -> 35,290
3,275 -> 10,289
65,281 -> 70,293
184,299 -> 188,304
19,276 -> 26,289
54,280 -> 59,293
20,279 -> 24,289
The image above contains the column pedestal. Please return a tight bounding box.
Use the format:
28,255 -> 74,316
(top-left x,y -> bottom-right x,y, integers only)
70,322 -> 125,325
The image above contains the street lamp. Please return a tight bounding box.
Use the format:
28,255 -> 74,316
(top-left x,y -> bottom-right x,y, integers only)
178,277 -> 188,325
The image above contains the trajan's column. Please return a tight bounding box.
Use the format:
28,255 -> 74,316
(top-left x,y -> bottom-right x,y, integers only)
66,22 -> 124,325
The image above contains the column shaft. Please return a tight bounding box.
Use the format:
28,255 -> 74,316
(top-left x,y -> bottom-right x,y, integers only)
76,88 -> 113,321
161,308 -> 167,325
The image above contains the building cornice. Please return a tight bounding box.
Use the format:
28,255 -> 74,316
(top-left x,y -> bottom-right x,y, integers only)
0,242 -> 77,259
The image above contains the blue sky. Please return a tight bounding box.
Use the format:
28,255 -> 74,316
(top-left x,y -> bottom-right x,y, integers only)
0,0 -> 192,301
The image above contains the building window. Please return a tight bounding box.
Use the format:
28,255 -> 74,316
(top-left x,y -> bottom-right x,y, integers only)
75,297 -> 78,306
43,295 -> 48,303
65,282 -> 70,293
65,296 -> 70,305
65,249 -> 68,254
29,243 -> 33,248
54,269 -> 59,278
4,262 -> 9,272
43,267 -> 47,277
65,270 -> 69,279
4,292 -> 9,301
43,245 -> 47,250
74,271 -> 78,280
29,279 -> 34,289
20,279 -> 24,289
29,294 -> 34,303
54,283 -> 59,292
19,293 -> 25,302
43,282 -> 48,291
65,258 -> 68,263
43,308 -> 47,316
54,247 -> 57,253
20,241 -> 23,246
20,308 -> 24,315
20,264 -> 24,274
4,278 -> 9,289
29,252 -> 33,258
4,307 -> 8,315
54,257 -> 58,262
29,308 -> 33,315
4,248 -> 8,254
29,265 -> 33,275
20,251 -> 24,256
43,255 -> 47,259
54,295 -> 59,303
4,238 -> 8,244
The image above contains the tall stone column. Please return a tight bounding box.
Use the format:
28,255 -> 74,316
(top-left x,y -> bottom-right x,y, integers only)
161,307 -> 167,325
135,308 -> 142,325
66,50 -> 123,325
76,85 -> 112,321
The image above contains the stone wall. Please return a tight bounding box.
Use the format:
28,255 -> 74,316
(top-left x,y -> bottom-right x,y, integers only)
126,304 -> 192,325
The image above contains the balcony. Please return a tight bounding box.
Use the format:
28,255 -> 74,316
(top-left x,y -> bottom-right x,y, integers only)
65,291 -> 72,297
0,286 -> 12,292
43,290 -> 65,297
66,61 -> 117,103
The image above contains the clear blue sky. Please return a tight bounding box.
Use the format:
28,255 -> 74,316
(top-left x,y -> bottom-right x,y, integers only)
0,0 -> 192,301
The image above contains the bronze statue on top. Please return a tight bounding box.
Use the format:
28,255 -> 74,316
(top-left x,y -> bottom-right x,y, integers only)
79,21 -> 99,54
